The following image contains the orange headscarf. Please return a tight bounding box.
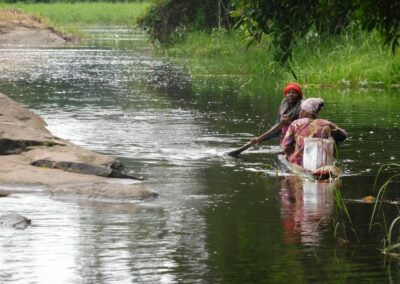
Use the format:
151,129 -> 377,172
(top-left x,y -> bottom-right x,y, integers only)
284,83 -> 303,97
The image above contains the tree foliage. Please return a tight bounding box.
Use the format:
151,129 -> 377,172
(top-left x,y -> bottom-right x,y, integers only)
137,0 -> 231,44
139,0 -> 399,62
231,0 -> 399,62
356,0 -> 400,54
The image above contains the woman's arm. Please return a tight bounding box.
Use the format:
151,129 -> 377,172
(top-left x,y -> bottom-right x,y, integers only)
281,125 -> 296,157
250,120 -> 285,145
329,123 -> 348,142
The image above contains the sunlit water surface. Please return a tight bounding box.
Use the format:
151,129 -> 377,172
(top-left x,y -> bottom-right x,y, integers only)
0,26 -> 399,283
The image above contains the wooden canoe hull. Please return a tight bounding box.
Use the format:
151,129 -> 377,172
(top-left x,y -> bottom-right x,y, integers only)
277,155 -> 341,180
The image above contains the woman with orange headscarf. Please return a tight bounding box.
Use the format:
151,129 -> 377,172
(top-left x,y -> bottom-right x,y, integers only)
250,82 -> 304,145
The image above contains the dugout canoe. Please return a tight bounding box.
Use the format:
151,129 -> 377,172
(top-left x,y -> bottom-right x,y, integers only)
277,154 -> 342,181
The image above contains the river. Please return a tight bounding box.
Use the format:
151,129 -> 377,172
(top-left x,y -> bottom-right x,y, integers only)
0,26 -> 399,283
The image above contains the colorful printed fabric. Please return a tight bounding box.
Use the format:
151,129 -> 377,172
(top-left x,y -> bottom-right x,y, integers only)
281,118 -> 343,166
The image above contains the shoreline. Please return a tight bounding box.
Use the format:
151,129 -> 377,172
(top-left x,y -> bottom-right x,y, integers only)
0,3 -> 398,89
0,8 -> 79,46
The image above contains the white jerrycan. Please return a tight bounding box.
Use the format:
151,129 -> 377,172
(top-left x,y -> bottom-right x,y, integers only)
303,137 -> 335,171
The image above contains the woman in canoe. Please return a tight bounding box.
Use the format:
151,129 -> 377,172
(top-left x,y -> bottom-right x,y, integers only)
281,98 -> 347,166
250,82 -> 304,145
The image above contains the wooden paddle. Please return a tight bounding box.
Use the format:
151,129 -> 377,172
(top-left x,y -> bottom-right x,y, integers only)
228,121 -> 284,157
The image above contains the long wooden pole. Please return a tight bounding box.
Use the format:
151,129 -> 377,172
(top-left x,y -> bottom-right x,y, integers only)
227,122 -> 283,157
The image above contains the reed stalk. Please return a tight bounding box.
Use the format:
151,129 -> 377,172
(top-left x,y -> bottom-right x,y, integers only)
368,164 -> 400,254
333,186 -> 359,242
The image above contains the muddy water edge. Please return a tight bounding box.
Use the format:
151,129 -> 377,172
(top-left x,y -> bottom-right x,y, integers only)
0,26 -> 399,283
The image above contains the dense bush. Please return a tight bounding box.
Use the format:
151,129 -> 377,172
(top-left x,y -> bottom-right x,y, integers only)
231,0 -> 400,62
137,0 -> 231,44
139,0 -> 399,63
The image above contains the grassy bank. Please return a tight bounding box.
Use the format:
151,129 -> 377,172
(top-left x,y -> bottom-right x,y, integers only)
161,28 -> 400,89
0,2 -> 150,28
0,2 -> 398,88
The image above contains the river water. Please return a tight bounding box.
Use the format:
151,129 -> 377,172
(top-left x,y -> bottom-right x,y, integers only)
0,26 -> 399,283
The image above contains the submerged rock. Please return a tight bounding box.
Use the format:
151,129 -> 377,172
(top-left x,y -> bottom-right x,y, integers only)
47,183 -> 158,202
31,159 -> 143,180
0,213 -> 31,230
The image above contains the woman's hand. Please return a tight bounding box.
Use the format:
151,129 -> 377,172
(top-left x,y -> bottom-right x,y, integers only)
280,114 -> 291,125
250,137 -> 259,145
331,127 -> 348,142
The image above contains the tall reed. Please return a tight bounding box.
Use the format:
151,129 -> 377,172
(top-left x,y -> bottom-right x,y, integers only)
291,29 -> 400,87
163,29 -> 281,79
369,164 -> 400,254
333,186 -> 360,242
161,27 -> 400,88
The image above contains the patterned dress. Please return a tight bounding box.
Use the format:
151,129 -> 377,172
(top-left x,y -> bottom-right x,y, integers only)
281,118 -> 346,166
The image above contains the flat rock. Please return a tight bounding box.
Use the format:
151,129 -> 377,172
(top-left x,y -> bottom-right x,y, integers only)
0,92 -> 154,202
46,183 -> 158,202
0,9 -> 79,47
0,28 -> 67,47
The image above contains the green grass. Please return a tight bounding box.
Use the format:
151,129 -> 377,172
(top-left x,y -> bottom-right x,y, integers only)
291,31 -> 400,87
0,2 -> 398,88
0,2 -> 151,28
163,29 -> 282,79
160,28 -> 400,88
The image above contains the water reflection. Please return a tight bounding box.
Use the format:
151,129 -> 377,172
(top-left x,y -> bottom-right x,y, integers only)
280,177 -> 337,246
0,193 -> 211,283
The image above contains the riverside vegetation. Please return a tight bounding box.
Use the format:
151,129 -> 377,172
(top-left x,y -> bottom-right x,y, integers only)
0,1 -> 398,89
154,27 -> 400,89
0,2 -> 151,34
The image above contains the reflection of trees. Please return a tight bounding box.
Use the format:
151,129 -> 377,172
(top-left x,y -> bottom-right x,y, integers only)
280,177 -> 337,245
145,61 -> 192,99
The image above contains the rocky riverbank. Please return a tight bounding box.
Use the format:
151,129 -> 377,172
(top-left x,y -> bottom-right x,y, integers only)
0,93 -> 157,202
0,8 -> 79,47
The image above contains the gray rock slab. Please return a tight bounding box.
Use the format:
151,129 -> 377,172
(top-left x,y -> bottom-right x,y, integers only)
0,29 -> 67,47
0,93 -> 155,202
46,183 -> 158,203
